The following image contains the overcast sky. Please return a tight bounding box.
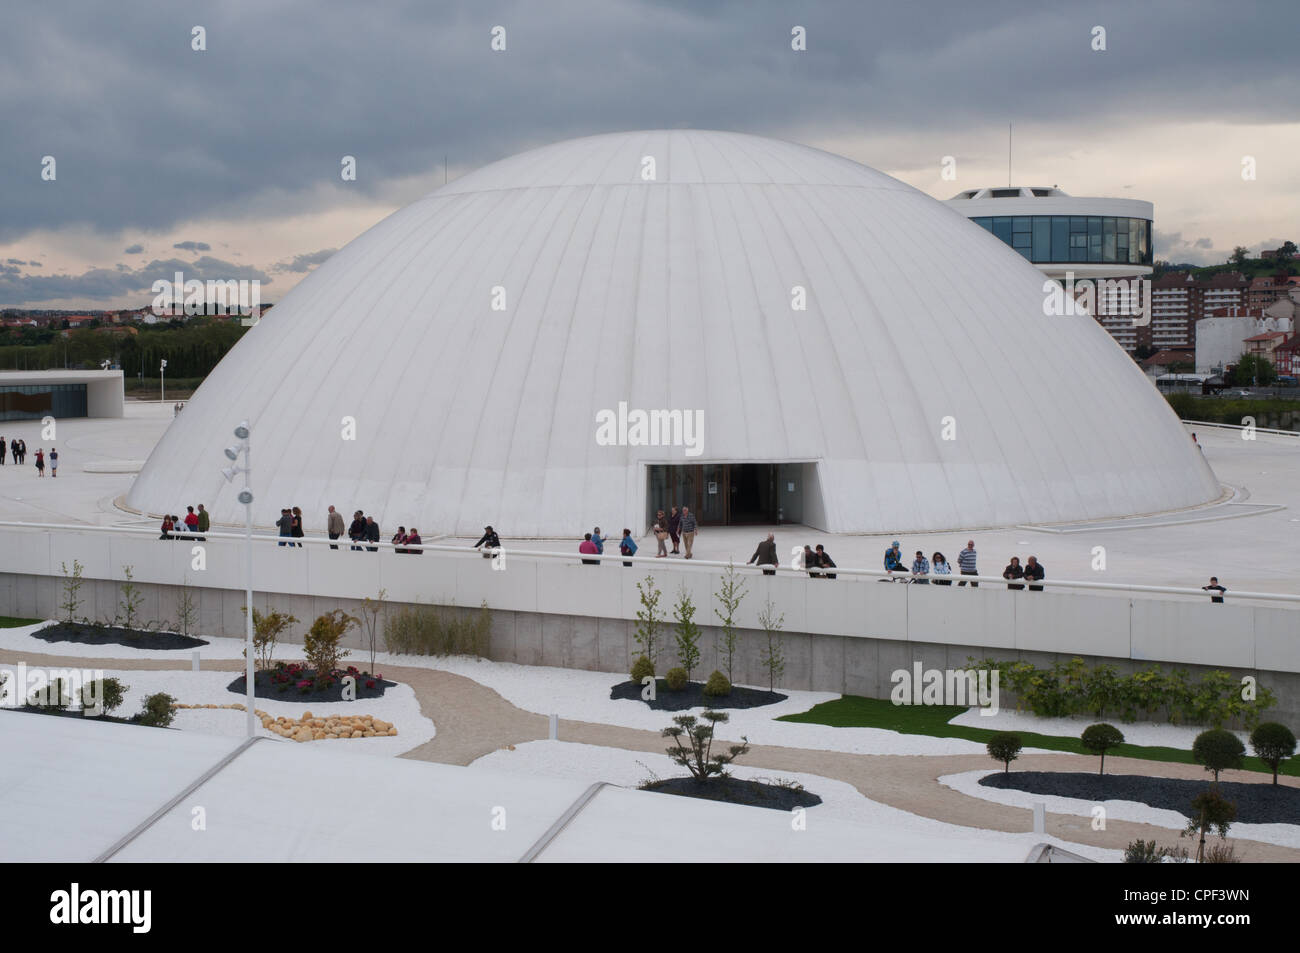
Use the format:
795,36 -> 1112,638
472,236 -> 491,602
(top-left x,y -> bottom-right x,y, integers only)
2,0 -> 1297,309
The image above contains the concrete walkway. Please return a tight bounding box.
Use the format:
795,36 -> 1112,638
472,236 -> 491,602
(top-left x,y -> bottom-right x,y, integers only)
6,646 -> 1298,861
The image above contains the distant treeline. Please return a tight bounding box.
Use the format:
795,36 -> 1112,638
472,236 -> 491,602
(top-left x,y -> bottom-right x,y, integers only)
1166,392 -> 1300,431
0,318 -> 248,377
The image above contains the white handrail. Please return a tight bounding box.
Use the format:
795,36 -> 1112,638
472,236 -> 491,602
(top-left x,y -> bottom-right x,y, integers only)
1181,418 -> 1300,437
1,518 -> 1296,605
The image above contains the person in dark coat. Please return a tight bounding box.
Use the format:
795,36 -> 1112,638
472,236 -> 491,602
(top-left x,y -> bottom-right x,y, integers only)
291,506 -> 304,547
667,506 -> 682,555
276,508 -> 293,546
365,516 -> 380,552
1003,556 -> 1024,591
348,510 -> 366,551
748,533 -> 778,575
815,544 -> 836,579
405,528 -> 423,554
475,525 -> 500,559
1022,556 -> 1045,592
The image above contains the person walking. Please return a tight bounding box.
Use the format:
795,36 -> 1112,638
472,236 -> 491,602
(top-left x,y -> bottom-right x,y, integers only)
291,506 -> 304,547
405,527 -> 423,553
748,533 -> 778,575
932,552 -> 952,585
474,525 -> 500,559
8,438 -> 15,464
667,506 -> 682,555
679,506 -> 697,558
348,510 -> 366,551
911,550 -> 930,584
652,516 -> 668,557
1023,555 -> 1045,592
815,544 -> 836,579
326,505 -> 344,549
18,439 -> 26,464
34,448 -> 45,476
276,508 -> 293,546
1202,576 -> 1227,603
956,540 -> 979,587
579,532 -> 600,565
0,435 -> 5,466
365,515 -> 380,552
1003,556 -> 1024,590
619,528 -> 638,567
196,503 -> 209,541
591,527 -> 607,555
49,447 -> 58,477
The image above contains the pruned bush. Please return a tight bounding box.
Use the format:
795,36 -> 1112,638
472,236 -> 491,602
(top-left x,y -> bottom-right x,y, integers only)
662,710 -> 749,781
28,677 -> 72,709
1249,722 -> 1296,785
137,692 -> 176,728
986,732 -> 1022,773
703,670 -> 732,698
383,602 -> 490,657
303,610 -> 357,676
1182,789 -> 1237,863
1192,729 -> 1245,783
1123,839 -> 1188,864
630,655 -> 655,682
665,667 -> 688,692
83,677 -> 128,716
1081,723 -> 1125,775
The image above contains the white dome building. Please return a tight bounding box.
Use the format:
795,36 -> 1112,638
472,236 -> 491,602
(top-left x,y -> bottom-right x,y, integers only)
126,130 -> 1221,536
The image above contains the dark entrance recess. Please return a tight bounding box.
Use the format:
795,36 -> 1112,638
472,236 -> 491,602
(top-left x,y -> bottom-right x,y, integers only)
646,463 -> 814,530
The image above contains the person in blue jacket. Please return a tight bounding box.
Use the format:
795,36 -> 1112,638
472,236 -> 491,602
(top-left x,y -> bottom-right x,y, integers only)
619,528 -> 638,567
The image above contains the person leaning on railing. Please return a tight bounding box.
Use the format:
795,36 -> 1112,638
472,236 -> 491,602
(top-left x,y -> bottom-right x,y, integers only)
474,525 -> 500,559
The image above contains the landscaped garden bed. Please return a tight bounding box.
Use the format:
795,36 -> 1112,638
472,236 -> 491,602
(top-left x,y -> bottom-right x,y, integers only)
609,677 -> 785,711
641,776 -> 822,811
980,771 -> 1300,825
33,621 -> 207,651
227,663 -> 395,702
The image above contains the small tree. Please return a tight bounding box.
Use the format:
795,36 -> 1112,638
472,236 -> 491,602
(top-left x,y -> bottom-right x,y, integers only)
672,586 -> 701,681
117,564 -> 144,631
1081,723 -> 1125,775
304,609 -> 357,677
713,562 -> 747,682
1249,722 -> 1296,785
358,588 -> 388,675
83,677 -> 128,717
240,607 -> 298,671
175,575 -> 198,638
1182,790 -> 1236,864
757,598 -> 785,692
661,710 -> 749,782
137,692 -> 177,728
1192,728 -> 1245,783
633,574 -> 664,669
59,559 -> 84,622
987,732 -> 1022,773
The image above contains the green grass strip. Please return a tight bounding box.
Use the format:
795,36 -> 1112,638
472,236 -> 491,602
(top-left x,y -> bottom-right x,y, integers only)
777,695 -> 1299,778
0,616 -> 42,628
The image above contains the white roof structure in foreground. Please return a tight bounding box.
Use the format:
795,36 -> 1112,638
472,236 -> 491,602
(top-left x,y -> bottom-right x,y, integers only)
125,130 -> 1219,535
3,713 -> 1079,862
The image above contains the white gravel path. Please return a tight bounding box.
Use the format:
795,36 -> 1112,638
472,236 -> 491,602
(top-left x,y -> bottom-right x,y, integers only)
472,739 -> 1121,862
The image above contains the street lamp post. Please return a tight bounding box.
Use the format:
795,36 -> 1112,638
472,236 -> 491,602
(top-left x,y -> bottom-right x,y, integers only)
160,358 -> 167,404
222,420 -> 255,737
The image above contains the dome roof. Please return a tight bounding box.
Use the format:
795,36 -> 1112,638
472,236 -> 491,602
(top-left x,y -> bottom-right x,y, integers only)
126,130 -> 1220,535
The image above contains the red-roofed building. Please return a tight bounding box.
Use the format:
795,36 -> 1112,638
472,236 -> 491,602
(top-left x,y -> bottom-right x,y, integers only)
1242,331 -> 1288,361
1274,334 -> 1300,378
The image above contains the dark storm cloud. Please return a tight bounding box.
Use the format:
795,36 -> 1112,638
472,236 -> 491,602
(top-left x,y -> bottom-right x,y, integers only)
274,248 -> 337,273
0,0 -> 1295,243
0,256 -> 271,306
124,243 -> 144,254
173,241 -> 211,252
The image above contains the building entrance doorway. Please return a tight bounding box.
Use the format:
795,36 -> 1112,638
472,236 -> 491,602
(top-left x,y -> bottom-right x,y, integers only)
647,463 -> 803,530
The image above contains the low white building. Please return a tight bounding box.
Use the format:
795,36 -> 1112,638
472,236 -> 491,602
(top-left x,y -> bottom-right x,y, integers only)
0,369 -> 124,421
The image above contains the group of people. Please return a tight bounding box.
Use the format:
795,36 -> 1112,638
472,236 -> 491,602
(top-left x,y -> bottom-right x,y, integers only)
578,527 -> 641,566
649,506 -> 698,558
0,437 -> 53,475
882,539 -> 1044,589
160,504 -> 209,540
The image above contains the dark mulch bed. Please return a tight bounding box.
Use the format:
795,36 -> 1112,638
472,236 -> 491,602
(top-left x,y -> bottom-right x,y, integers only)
981,771 -> 1300,826
3,705 -> 163,727
641,776 -> 822,811
609,679 -> 786,711
227,668 -> 396,703
34,621 -> 208,651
